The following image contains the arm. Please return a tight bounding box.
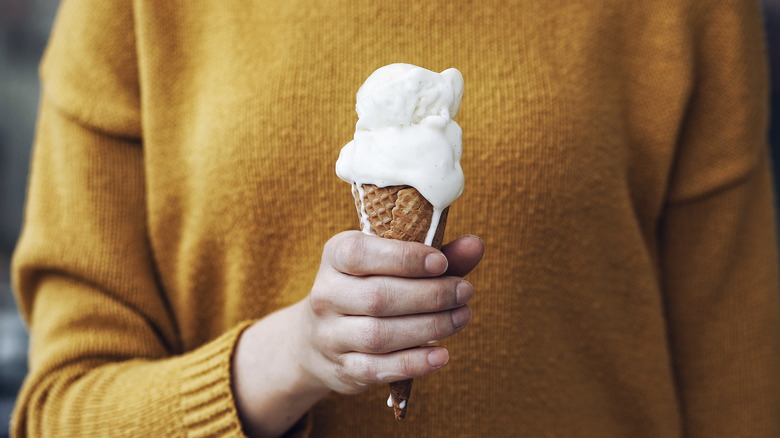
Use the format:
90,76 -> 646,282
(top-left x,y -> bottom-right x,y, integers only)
11,10 -> 261,428
12,1 -> 228,435
660,1 -> 780,435
12,80 -> 254,436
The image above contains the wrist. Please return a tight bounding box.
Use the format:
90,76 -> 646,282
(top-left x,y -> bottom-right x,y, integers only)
232,302 -> 330,437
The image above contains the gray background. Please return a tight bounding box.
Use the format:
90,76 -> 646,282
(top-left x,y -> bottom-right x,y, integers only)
1,1 -> 59,435
1,1 -> 780,436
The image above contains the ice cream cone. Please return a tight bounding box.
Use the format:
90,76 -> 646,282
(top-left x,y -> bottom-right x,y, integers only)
351,183 -> 449,420
352,184 -> 449,248
338,64 -> 464,421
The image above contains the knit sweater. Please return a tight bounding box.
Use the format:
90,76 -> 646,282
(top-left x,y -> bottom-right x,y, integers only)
11,0 -> 780,436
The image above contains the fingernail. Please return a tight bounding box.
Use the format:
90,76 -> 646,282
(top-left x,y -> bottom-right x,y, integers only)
425,253 -> 448,275
463,234 -> 484,245
451,306 -> 472,329
452,306 -> 471,329
456,280 -> 473,305
427,348 -> 449,368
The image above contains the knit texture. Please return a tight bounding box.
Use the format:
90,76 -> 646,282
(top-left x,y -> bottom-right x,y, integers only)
11,0 -> 780,436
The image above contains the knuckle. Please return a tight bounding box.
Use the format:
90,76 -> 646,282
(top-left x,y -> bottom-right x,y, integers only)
333,359 -> 348,380
334,233 -> 366,273
360,319 -> 387,353
313,325 -> 339,356
331,354 -> 372,395
364,279 -> 390,316
322,233 -> 342,262
398,353 -> 417,378
431,313 -> 449,341
308,291 -> 331,317
431,280 -> 451,311
340,354 -> 376,386
397,243 -> 420,276
353,356 -> 375,382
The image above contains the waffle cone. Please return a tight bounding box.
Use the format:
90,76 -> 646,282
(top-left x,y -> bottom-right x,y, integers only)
351,183 -> 449,420
352,184 -> 449,248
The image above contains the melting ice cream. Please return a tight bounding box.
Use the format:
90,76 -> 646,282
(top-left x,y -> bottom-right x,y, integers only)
336,63 -> 465,245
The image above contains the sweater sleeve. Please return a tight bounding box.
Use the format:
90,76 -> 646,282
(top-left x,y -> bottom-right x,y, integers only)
660,0 -> 780,436
10,1 -> 255,436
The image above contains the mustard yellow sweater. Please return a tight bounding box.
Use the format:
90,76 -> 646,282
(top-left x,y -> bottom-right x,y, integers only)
11,0 -> 780,436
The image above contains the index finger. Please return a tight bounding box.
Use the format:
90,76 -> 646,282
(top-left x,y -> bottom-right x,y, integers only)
324,231 -> 448,278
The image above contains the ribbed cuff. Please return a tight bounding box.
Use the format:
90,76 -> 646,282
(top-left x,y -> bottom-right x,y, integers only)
180,321 -> 255,437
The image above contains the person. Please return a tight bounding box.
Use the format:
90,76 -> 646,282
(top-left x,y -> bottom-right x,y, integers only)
10,0 -> 780,437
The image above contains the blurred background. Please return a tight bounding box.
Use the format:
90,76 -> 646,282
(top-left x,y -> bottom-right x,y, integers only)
0,1 -> 779,436
1,1 -> 59,436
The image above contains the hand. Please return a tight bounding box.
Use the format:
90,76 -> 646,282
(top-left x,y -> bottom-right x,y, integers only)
298,231 -> 483,394
232,232 -> 484,437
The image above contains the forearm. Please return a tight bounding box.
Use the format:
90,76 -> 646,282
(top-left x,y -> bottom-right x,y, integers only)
13,295 -> 251,437
661,153 -> 780,436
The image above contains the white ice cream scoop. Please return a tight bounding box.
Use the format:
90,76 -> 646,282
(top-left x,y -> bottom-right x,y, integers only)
336,63 -> 465,245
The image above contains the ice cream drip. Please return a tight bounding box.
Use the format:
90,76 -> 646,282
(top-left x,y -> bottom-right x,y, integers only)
336,63 -> 464,246
386,394 -> 407,410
